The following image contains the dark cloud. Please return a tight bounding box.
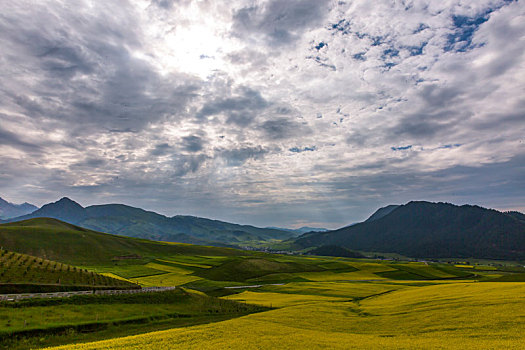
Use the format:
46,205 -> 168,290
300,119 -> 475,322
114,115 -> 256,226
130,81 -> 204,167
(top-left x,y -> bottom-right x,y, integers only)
172,154 -> 208,177
389,84 -> 473,139
150,143 -> 172,156
392,112 -> 457,138
197,87 -> 268,126
0,124 -> 41,152
218,146 -> 270,166
150,0 -> 178,10
232,0 -> 331,45
345,131 -> 368,147
259,118 -> 311,140
182,135 -> 205,153
71,157 -> 107,169
473,111 -> 525,131
418,84 -> 463,108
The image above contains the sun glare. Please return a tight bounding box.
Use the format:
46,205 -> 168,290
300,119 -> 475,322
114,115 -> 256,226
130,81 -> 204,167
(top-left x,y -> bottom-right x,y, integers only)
147,3 -> 237,79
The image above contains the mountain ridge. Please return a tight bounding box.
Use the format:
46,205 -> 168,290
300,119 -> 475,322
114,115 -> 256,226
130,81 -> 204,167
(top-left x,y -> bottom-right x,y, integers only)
294,201 -> 525,260
8,197 -> 295,246
0,196 -> 38,219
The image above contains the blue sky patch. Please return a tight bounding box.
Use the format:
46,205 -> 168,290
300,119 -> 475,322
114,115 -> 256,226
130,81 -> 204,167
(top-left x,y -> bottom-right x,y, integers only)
391,145 -> 412,151
290,146 -> 317,153
315,42 -> 327,50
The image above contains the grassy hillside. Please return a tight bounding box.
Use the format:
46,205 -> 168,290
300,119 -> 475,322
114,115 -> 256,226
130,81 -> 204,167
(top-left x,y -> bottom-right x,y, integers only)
0,218 -> 246,266
0,288 -> 267,350
307,245 -> 365,258
0,249 -> 135,293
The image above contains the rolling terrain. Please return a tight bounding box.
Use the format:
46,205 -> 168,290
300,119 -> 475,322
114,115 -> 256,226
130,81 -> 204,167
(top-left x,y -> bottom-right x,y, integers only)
7,198 -> 294,246
293,201 -> 525,260
0,218 -> 246,266
42,282 -> 525,349
0,217 -> 523,349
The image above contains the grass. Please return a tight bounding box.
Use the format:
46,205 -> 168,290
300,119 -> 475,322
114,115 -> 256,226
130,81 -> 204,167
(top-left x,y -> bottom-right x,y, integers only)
0,289 -> 268,350
193,257 -> 323,282
487,272 -> 525,282
375,262 -> 475,280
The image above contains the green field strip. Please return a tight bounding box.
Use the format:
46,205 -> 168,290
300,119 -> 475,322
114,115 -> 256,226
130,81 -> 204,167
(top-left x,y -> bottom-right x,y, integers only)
152,259 -> 211,271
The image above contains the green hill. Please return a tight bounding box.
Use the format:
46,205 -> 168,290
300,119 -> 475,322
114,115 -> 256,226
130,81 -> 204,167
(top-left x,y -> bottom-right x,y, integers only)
0,218 -> 246,266
0,248 -> 136,293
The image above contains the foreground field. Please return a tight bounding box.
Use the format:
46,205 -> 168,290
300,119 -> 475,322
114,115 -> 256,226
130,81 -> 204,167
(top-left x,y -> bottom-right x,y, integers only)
0,288 -> 266,350
47,282 -> 525,349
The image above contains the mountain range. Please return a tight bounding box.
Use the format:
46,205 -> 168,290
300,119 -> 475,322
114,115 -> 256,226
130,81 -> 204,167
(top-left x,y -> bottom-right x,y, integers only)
0,197 -> 37,219
293,201 -> 525,260
2,196 -> 524,260
5,197 -> 297,246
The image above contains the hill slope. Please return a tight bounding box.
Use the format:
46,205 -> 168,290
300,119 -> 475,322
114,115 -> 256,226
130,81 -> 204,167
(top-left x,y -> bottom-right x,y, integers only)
307,245 -> 366,258
365,204 -> 400,222
0,218 -> 246,265
11,197 -> 293,246
0,197 -> 37,220
0,248 -> 136,293
294,201 -> 525,260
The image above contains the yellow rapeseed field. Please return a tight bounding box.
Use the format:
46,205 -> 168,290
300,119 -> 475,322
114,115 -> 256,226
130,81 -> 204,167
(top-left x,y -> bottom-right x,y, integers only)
46,282 -> 525,349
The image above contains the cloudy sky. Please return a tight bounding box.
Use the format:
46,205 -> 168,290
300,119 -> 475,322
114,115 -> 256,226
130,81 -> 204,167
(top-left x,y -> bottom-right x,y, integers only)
1,0 -> 524,228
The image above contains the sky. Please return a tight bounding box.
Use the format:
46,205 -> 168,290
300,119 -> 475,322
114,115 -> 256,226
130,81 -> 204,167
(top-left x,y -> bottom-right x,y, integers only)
0,0 -> 524,229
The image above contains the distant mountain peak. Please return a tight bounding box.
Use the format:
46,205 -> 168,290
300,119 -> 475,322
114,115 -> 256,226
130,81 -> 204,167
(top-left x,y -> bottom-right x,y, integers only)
56,196 -> 81,204
8,196 -> 87,223
295,200 -> 525,260
47,197 -> 84,210
0,197 -> 38,219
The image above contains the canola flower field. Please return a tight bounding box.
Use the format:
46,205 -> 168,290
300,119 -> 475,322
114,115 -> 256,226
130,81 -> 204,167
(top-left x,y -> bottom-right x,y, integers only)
46,282 -> 525,349
41,255 -> 525,350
